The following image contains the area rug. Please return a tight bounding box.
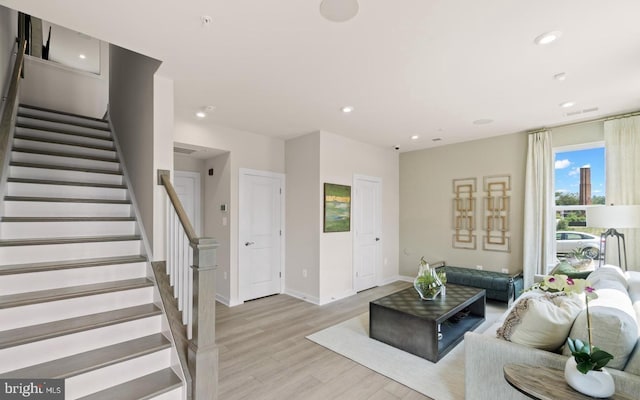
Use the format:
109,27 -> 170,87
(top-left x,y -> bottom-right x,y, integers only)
306,302 -> 506,400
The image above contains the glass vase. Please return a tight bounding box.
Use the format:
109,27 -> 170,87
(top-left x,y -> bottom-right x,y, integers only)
413,263 -> 443,300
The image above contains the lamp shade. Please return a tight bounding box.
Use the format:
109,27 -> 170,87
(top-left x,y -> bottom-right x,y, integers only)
586,205 -> 640,229
319,0 -> 359,22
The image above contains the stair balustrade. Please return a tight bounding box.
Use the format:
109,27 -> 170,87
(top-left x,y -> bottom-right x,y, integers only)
158,169 -> 218,400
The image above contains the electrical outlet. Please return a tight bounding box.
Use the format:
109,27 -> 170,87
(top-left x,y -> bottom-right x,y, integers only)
223,271 -> 228,280
302,269 -> 308,278
476,265 -> 483,270
501,268 -> 509,274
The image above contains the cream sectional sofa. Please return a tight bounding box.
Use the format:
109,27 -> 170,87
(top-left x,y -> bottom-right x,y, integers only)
464,266 -> 640,399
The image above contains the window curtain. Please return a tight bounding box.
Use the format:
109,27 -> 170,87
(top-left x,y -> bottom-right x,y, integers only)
523,131 -> 556,288
604,116 -> 640,270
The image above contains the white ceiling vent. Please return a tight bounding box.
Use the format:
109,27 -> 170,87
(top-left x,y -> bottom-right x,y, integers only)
565,107 -> 599,117
173,147 -> 197,155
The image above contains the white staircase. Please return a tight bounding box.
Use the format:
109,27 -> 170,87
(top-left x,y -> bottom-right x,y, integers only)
0,105 -> 183,399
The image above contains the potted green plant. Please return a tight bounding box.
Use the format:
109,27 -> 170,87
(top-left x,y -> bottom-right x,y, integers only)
413,257 -> 443,300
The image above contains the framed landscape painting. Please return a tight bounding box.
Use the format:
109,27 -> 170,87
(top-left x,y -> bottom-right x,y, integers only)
323,183 -> 351,232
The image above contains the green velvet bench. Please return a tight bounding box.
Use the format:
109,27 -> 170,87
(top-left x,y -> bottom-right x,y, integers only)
438,264 -> 524,306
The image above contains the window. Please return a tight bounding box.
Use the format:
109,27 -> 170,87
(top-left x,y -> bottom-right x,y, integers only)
554,144 -> 605,259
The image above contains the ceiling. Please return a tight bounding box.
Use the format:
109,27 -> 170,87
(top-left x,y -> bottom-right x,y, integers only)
3,0 -> 640,152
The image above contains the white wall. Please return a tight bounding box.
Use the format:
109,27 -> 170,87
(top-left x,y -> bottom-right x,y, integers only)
19,41 -> 109,118
285,133 -> 321,302
109,44 -> 161,257
400,132 -> 527,276
152,74 -> 174,261
0,5 -> 16,102
173,120 -> 285,306
551,120 -> 604,148
319,131 -> 399,303
202,153 -> 231,304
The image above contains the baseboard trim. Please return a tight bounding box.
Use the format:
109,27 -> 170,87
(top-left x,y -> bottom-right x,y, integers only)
319,289 -> 357,306
215,293 -> 230,306
284,288 -> 320,305
377,275 -> 402,286
398,275 -> 414,283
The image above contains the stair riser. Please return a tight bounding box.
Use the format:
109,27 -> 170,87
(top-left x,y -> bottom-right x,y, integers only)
10,165 -> 123,186
0,315 -> 162,374
14,138 -> 117,160
0,288 -> 153,330
17,117 -> 112,140
7,182 -> 127,200
66,349 -> 172,399
18,107 -> 109,130
0,240 -> 141,264
3,201 -> 131,218
0,262 -> 147,295
0,221 -> 136,239
16,127 -> 114,148
12,152 -> 121,172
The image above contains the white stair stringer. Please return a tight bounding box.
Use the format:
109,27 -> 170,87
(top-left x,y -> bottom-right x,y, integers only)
0,105 -> 185,399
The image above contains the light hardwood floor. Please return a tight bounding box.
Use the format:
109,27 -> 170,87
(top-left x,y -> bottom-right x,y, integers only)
216,281 -> 433,400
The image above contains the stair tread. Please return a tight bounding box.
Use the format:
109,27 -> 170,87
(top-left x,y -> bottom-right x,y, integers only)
19,104 -> 108,124
0,255 -> 148,276
17,114 -> 111,132
10,161 -> 123,175
77,368 -> 182,400
1,216 -> 135,222
4,195 -> 130,204
12,146 -> 119,163
0,235 -> 141,247
0,278 -> 153,309
7,177 -> 126,189
14,133 -> 114,151
16,123 -> 111,142
0,303 -> 162,349
0,333 -> 170,379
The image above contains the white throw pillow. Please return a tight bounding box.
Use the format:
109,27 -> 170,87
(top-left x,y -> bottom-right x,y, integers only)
589,265 -> 629,291
496,292 -> 584,351
563,287 -> 638,370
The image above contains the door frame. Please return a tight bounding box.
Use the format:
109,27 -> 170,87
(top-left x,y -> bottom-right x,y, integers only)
174,170 -> 202,236
238,168 -> 286,302
352,174 -> 382,292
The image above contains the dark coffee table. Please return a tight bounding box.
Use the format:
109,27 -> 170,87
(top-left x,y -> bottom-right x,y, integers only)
369,284 -> 485,362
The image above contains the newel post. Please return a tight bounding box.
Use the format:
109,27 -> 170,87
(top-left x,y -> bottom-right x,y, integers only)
189,237 -> 219,400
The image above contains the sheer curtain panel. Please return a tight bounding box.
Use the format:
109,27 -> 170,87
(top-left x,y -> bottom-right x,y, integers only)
604,116 -> 640,270
523,131 -> 556,288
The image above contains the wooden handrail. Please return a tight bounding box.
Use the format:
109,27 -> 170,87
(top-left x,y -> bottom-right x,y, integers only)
0,38 -> 27,177
159,173 -> 198,243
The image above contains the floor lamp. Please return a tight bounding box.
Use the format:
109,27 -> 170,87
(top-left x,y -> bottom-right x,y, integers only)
586,205 -> 640,271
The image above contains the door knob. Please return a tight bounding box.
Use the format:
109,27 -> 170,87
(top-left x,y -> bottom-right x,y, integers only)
245,241 -> 255,246
375,237 -> 380,241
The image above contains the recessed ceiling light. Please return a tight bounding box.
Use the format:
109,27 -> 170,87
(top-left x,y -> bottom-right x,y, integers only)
205,105 -> 216,111
341,106 -> 354,113
534,30 -> 562,45
432,138 -> 442,142
554,72 -> 567,81
195,111 -> 206,118
473,119 -> 494,125
410,135 -> 420,140
79,54 -> 86,59
201,15 -> 212,25
560,101 -> 575,108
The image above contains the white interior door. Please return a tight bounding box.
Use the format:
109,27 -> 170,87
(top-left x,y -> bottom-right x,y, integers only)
239,169 -> 284,301
353,175 -> 382,292
174,171 -> 201,236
